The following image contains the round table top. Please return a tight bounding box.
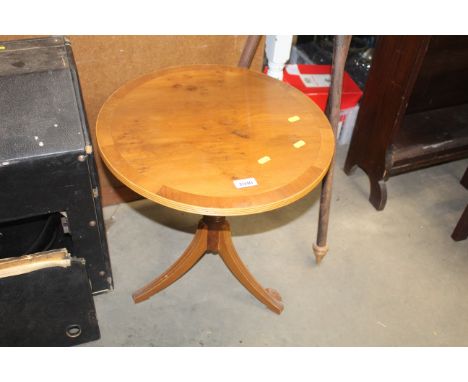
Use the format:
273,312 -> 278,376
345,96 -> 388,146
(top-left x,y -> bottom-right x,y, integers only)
96,65 -> 334,216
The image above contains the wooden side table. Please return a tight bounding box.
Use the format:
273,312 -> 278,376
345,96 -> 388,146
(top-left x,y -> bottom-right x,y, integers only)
96,65 -> 334,314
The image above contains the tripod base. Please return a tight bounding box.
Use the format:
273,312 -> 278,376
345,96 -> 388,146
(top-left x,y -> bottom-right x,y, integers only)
132,216 -> 284,314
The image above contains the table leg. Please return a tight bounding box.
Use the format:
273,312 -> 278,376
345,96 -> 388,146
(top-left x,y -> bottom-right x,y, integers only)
461,167 -> 468,189
132,216 -> 284,314
210,217 -> 284,314
451,205 -> 468,241
132,220 -> 207,303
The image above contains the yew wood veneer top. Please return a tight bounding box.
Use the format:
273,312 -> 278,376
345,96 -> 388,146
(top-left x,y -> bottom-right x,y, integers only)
96,65 -> 335,216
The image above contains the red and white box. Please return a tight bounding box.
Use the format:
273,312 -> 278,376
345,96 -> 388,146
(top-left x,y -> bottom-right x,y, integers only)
265,64 -> 363,144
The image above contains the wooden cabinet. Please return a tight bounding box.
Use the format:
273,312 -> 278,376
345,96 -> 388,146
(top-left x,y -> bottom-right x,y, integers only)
344,36 -> 468,210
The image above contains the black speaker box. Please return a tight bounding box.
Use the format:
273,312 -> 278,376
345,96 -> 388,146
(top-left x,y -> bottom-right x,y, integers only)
0,36 -> 112,292
0,36 -> 113,345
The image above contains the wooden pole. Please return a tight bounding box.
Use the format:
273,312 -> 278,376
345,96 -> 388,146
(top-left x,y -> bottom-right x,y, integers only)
238,36 -> 262,68
313,35 -> 352,264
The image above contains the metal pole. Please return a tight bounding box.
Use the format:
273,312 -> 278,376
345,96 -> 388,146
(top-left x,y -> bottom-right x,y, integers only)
313,35 -> 352,264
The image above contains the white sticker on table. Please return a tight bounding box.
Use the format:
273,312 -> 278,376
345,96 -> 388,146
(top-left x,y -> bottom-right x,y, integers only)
233,177 -> 258,189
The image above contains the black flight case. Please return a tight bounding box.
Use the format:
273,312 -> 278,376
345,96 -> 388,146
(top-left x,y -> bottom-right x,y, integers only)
0,36 -> 113,346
